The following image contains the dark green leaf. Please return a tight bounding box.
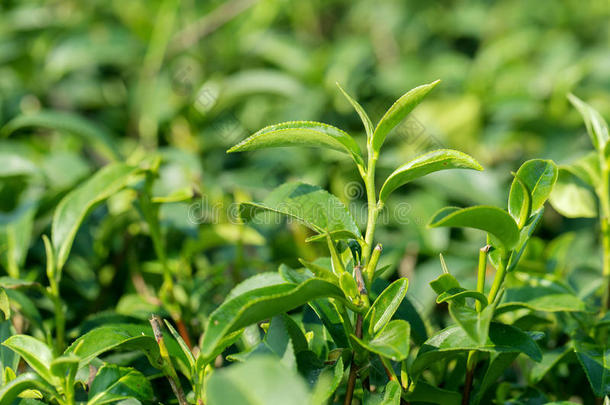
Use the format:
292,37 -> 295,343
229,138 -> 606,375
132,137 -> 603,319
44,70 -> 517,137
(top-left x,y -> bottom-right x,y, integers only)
372,80 -> 440,153
405,380 -> 461,405
352,319 -> 410,361
364,278 -> 409,336
0,321 -> 19,385
530,347 -> 573,383
379,149 -> 482,202
412,323 -> 542,376
228,121 -> 364,167
239,182 -> 361,241
200,278 -> 348,361
429,206 -> 519,251
471,352 -> 519,405
310,357 -> 344,405
88,364 -> 153,405
573,337 -> 610,397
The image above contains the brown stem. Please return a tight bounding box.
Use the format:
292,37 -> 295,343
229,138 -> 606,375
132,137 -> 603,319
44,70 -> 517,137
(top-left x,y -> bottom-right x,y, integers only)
344,314 -> 363,405
176,318 -> 193,349
461,366 -> 475,405
150,316 -> 189,405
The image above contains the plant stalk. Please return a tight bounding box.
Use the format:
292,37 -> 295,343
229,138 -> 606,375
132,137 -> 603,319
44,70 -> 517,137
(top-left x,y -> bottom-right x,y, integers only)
150,316 -> 189,405
43,235 -> 65,354
487,254 -> 509,304
599,156 -> 610,311
344,314 -> 363,405
462,351 -> 477,405
476,245 -> 490,312
362,153 -> 379,266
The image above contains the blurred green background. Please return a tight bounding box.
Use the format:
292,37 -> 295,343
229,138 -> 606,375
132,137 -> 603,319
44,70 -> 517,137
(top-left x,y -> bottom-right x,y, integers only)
0,0 -> 609,338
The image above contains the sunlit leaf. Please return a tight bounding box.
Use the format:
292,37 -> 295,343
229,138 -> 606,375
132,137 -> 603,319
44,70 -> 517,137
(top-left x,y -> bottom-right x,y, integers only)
429,206 -> 519,251
379,149 -> 482,202
372,80 -> 440,153
239,182 -> 361,241
228,121 -> 364,167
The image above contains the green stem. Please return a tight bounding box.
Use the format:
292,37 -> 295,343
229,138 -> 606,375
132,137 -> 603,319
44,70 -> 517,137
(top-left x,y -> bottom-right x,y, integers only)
43,235 -> 65,354
599,154 -> 610,311
476,245 -> 490,312
487,254 -> 509,305
362,152 -> 379,267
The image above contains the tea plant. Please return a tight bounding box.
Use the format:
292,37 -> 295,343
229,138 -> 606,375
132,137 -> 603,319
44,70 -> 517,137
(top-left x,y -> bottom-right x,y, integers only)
1,81 -> 605,405
548,95 -> 610,399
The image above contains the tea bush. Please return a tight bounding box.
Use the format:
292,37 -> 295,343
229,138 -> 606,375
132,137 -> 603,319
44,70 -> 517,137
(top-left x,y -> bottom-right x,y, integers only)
0,1 -> 609,404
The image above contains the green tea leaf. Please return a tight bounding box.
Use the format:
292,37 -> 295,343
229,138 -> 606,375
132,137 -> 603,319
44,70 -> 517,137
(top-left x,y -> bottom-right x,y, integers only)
64,324 -> 189,373
509,159 -> 557,218
429,206 -> 519,251
52,163 -> 140,270
200,277 -> 348,361
49,355 -> 79,380
573,337 -> 610,397
412,323 -> 542,376
471,352 -> 519,405
448,301 -> 494,345
364,278 -> 409,336
0,373 -> 57,404
429,273 -> 461,295
405,380 -> 461,405
529,346 -> 573,383
228,121 -> 364,167
2,110 -> 121,161
239,182 -> 361,241
336,83 -> 374,138
206,356 -> 310,405
2,335 -> 54,384
508,175 -> 531,229
567,94 -> 609,151
1,322 -> 19,387
0,202 -> 36,279
379,149 -> 482,202
88,364 -> 154,405
351,319 -> 410,361
381,380 -> 402,405
0,288 -> 9,320
372,80 -> 440,153
500,280 -> 585,312
310,357 -> 344,405
549,169 -> 597,218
